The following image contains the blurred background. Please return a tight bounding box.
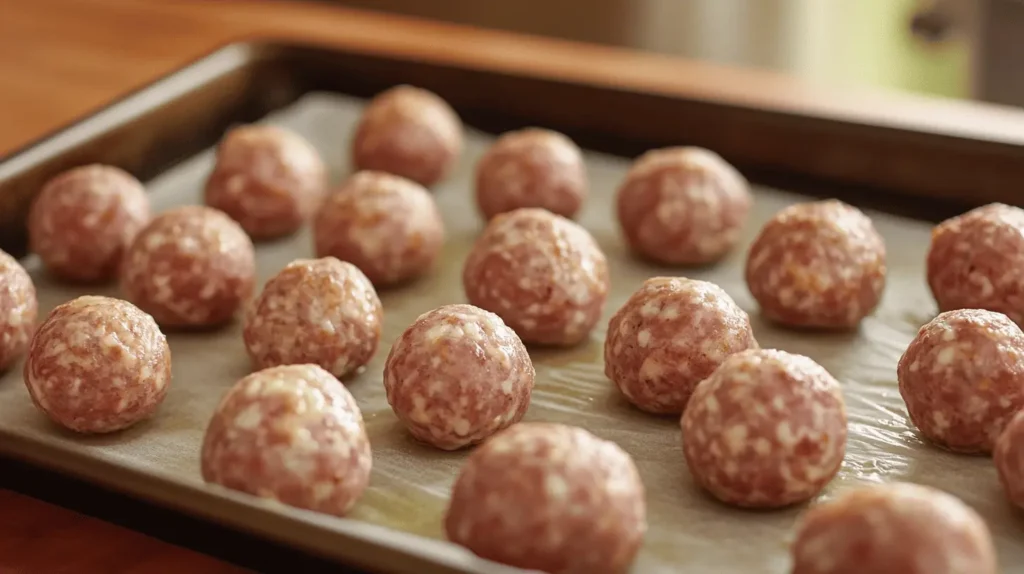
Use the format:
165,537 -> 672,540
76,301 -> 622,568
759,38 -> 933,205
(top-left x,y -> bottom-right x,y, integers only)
325,0 -> 1022,107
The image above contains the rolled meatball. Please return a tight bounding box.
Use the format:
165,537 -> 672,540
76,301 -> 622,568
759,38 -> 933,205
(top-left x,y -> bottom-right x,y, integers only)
897,308 -> 1024,454
28,164 -> 150,283
243,257 -> 382,379
995,409 -> 1024,508
201,364 -> 372,517
313,171 -> 445,287
475,128 -> 587,220
682,348 -> 847,509
745,199 -> 886,329
351,85 -> 463,187
927,203 -> 1024,326
605,277 -> 758,414
791,483 -> 997,574
121,206 -> 256,329
0,250 -> 37,373
445,423 -> 646,574
23,296 -> 171,434
204,124 -> 327,240
462,207 -> 609,346
383,304 -> 534,450
616,147 -> 751,265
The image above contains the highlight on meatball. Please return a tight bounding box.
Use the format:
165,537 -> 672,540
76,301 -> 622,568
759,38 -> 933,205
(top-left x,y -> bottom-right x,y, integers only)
0,249 -> 38,373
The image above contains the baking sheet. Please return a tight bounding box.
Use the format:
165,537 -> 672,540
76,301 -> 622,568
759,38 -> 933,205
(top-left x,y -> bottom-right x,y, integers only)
2,92 -> 1022,573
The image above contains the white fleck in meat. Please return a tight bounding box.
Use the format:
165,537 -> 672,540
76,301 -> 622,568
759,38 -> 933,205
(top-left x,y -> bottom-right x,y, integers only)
313,170 -> 445,287
201,364 -> 372,517
897,308 -> 1024,454
463,207 -> 609,346
0,250 -> 37,373
28,164 -> 151,283
745,199 -> 886,329
244,257 -> 382,379
605,277 -> 758,414
790,482 -> 997,574
445,423 -> 646,574
23,296 -> 171,434
681,348 -> 847,508
383,304 -> 534,450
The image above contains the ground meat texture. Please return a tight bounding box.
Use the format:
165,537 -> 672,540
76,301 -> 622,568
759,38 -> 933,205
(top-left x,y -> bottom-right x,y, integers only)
121,205 -> 256,329
0,250 -> 38,373
474,128 -> 587,221
23,296 -> 171,434
243,257 -> 382,379
462,207 -> 609,347
995,409 -> 1024,508
897,308 -> 1024,454
313,171 -> 444,287
204,124 -> 326,240
616,147 -> 751,266
604,277 -> 757,415
681,348 -> 847,509
351,85 -> 463,187
927,203 -> 1024,326
28,164 -> 150,283
445,423 -> 646,574
383,304 -> 534,450
745,199 -> 886,329
790,483 -> 997,574
201,364 -> 372,517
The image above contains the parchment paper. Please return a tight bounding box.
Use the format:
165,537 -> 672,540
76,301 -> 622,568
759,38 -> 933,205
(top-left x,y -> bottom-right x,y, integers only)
2,93 -> 1022,573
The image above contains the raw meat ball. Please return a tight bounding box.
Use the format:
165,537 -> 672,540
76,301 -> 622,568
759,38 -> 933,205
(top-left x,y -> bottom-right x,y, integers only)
898,308 -> 1024,454
445,423 -> 646,574
204,124 -> 327,240
383,304 -> 534,450
351,85 -> 463,187
605,277 -> 758,414
791,483 -> 997,574
745,199 -> 886,329
243,257 -> 382,379
995,409 -> 1024,508
475,128 -> 587,220
23,296 -> 171,434
616,147 -> 751,265
201,364 -> 372,517
462,207 -> 609,346
0,250 -> 38,372
28,164 -> 150,283
681,348 -> 847,509
927,203 -> 1024,326
313,171 -> 444,287
121,205 -> 256,329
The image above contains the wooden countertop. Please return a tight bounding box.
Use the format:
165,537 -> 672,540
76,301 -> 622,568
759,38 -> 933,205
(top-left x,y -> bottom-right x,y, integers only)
3,0 -> 1024,571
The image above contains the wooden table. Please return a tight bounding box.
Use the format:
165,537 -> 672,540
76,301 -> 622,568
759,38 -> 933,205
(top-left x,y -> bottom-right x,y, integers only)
3,0 -> 1024,571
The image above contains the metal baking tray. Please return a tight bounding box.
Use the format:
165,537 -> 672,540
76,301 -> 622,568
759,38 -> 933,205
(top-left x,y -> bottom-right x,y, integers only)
2,42 -> 1024,574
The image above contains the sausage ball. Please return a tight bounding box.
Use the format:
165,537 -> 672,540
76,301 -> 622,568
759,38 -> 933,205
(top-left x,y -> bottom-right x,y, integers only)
28,164 -> 150,283
462,207 -> 609,346
475,128 -> 587,220
791,483 -> 997,574
201,364 -> 372,517
313,171 -> 444,287
351,85 -> 463,187
23,296 -> 171,434
204,124 -> 327,240
383,304 -> 534,450
928,203 -> 1024,326
121,206 -> 256,329
243,257 -> 382,379
745,199 -> 886,329
995,409 -> 1024,508
605,277 -> 758,414
0,250 -> 38,373
898,308 -> 1024,454
682,349 -> 847,509
445,423 -> 646,574
616,147 -> 751,266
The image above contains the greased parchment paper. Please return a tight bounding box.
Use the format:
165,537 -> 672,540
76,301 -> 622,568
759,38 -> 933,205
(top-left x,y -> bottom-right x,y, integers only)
2,93 -> 1022,573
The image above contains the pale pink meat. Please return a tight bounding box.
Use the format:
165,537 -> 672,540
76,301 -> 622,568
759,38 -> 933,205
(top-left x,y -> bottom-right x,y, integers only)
0,249 -> 37,373
995,409 -> 1024,508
